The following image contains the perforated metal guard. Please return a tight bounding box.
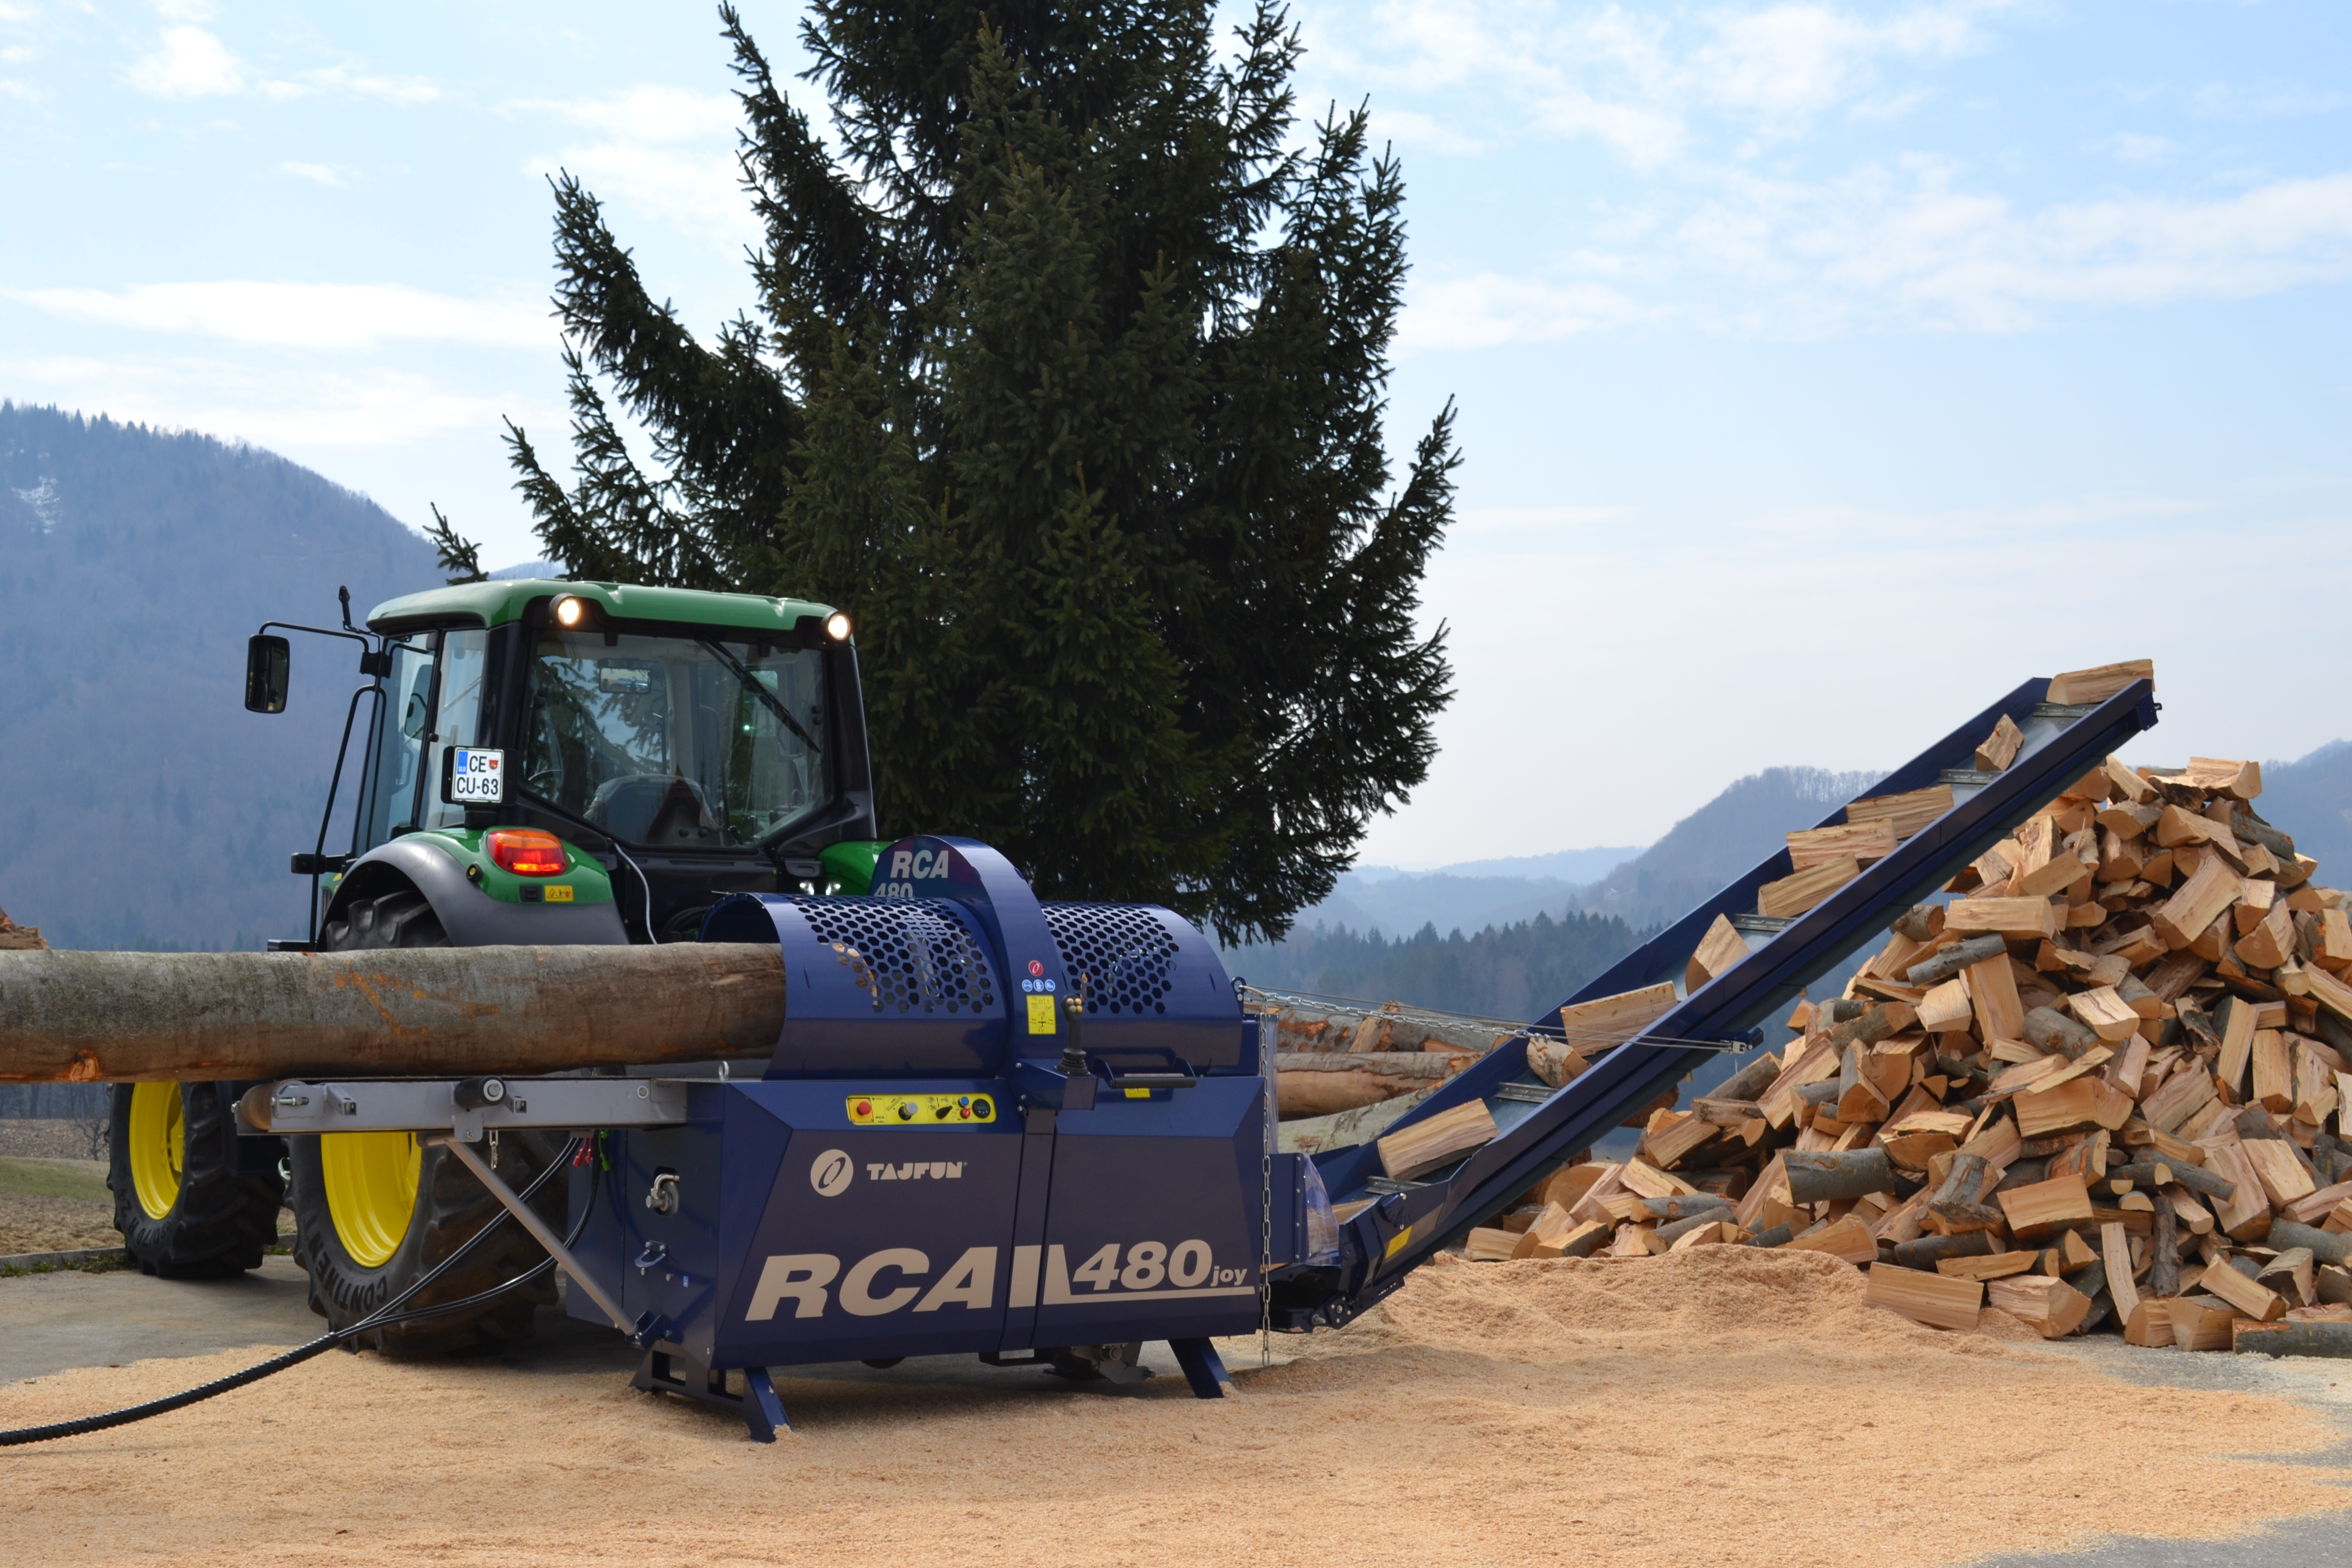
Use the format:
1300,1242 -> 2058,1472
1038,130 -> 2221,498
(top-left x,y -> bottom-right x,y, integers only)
788,897 -> 998,1016
1040,903 -> 1181,1016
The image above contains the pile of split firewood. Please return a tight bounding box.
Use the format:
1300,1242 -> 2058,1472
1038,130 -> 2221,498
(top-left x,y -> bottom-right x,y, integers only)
1429,665 -> 2352,1353
0,909 -> 44,951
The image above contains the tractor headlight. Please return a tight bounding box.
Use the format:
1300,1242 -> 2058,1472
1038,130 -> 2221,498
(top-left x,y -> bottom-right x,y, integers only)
825,612 -> 851,642
553,595 -> 586,628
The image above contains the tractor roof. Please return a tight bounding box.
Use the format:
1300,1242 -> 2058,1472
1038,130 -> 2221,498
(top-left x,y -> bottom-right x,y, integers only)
366,579 -> 835,636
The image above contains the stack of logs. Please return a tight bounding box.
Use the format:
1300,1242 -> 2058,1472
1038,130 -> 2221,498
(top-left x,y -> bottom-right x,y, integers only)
1261,1000 -> 1520,1120
0,909 -> 45,951
1435,710 -> 2352,1353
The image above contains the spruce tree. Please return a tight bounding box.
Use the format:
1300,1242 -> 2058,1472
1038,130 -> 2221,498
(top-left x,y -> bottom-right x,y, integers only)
505,2 -> 1456,944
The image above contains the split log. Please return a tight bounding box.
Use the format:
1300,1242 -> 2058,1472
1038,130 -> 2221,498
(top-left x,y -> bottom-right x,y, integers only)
1866,1263 -> 1982,1331
1783,1147 -> 1896,1204
2169,1294 -> 2240,1351
0,944 -> 787,1081
1376,1099 -> 1498,1182
1740,1223 -> 1795,1249
1987,1274 -> 2093,1338
1639,1194 -> 1735,1222
1892,1231 -> 1996,1271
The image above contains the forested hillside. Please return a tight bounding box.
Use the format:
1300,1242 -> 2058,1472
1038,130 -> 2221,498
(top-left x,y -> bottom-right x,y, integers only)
0,404 -> 440,949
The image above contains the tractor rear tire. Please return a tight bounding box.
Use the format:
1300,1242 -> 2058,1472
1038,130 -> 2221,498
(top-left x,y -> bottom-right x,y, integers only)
288,1126 -> 567,1354
107,1081 -> 285,1278
290,888 -> 566,1354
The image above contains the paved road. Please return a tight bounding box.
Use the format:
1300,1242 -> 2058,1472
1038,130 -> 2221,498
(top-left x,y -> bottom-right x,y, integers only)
1974,1338 -> 2352,1566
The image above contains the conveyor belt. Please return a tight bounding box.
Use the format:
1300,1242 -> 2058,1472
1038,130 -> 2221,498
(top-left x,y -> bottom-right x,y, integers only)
1310,675 -> 2158,1322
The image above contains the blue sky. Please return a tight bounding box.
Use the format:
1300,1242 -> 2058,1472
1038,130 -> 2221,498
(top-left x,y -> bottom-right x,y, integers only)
3,2 -> 2347,866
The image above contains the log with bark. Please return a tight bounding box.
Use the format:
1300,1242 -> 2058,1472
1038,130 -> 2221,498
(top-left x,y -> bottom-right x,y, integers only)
0,944 -> 786,1080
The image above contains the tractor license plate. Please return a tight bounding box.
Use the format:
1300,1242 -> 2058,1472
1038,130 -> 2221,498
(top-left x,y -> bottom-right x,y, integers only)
446,747 -> 505,804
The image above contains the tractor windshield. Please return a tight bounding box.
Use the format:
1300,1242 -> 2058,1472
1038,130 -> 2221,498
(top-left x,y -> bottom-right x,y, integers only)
520,628 -> 828,850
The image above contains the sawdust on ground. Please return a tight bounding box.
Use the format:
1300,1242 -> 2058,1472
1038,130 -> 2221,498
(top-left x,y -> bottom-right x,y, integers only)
5,1247 -> 2347,1566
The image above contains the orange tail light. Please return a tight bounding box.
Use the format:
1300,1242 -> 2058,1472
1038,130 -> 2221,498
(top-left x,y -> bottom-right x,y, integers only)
486,829 -> 567,877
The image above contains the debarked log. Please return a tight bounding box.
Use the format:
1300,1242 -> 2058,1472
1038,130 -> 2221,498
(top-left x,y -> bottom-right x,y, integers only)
0,945 -> 787,1081
1277,1051 -> 1459,1118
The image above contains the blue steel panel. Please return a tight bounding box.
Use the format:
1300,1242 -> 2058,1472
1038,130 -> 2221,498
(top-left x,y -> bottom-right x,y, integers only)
1037,903 -> 1250,1070
1317,678 -> 2159,1313
1025,1079 -> 1267,1346
871,836 -> 1078,1063
696,1081 -> 1028,1368
703,893 -> 1009,1077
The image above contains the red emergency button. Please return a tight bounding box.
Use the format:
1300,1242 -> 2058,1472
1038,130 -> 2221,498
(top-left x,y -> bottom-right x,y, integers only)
855,1100 -> 872,1118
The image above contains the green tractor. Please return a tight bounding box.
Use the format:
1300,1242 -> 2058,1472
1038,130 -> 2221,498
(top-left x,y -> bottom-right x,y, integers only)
108,579 -> 884,1350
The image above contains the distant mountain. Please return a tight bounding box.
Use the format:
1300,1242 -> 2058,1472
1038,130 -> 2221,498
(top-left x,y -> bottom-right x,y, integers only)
0,404 -> 442,949
1566,767 -> 1882,931
1232,909 -> 1644,1021
2262,742 -> 2352,877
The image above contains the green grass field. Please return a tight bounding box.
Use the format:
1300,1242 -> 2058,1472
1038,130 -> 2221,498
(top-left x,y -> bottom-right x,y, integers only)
0,1155 -> 112,1203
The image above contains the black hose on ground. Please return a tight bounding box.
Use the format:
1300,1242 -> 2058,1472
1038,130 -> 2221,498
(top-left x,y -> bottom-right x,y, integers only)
1,1135 -> 595,1448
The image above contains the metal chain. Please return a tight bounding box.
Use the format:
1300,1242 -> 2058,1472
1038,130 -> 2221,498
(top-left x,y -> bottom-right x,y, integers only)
1258,1008 -> 1275,1368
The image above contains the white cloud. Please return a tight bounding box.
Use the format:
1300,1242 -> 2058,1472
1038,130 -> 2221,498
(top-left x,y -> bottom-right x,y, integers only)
277,161 -> 349,186
2096,132 -> 2172,165
510,87 -> 755,250
0,354 -> 534,450
124,21 -> 435,105
262,64 -> 437,107
127,25 -> 243,99
1399,271 -> 1652,349
1318,2 -> 2008,169
2192,81 -> 2345,120
9,282 -> 553,351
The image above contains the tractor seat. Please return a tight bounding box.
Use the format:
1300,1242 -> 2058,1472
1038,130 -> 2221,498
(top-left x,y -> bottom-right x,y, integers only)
588,773 -> 718,845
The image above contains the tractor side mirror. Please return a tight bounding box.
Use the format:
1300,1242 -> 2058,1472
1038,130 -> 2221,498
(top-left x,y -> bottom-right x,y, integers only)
245,634 -> 290,714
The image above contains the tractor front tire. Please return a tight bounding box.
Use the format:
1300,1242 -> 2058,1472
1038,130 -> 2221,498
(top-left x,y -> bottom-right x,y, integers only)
290,888 -> 565,1354
107,1081 -> 285,1278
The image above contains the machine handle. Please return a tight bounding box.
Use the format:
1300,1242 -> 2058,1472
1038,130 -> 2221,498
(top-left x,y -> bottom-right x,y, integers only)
1106,1072 -> 1197,1090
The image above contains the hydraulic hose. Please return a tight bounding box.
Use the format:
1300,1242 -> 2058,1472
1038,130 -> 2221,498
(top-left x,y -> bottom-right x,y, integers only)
1,1135 -> 595,1448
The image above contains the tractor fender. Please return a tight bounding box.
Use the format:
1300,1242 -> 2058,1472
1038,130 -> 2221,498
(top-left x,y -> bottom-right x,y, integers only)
324,838 -> 631,948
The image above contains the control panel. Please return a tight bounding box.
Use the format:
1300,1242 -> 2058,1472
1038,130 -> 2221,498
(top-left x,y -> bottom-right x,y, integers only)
846,1092 -> 997,1127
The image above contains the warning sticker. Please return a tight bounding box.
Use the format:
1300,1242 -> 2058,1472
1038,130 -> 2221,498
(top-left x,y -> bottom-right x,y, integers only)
1026,994 -> 1057,1035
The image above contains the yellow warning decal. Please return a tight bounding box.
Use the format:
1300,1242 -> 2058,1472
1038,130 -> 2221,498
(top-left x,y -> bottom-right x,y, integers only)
544,885 -> 574,902
846,1092 -> 997,1126
1124,1087 -> 1152,1099
1384,1224 -> 1414,1260
1026,994 -> 1057,1035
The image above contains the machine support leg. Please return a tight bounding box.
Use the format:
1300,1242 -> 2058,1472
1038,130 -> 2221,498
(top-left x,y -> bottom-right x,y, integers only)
424,1133 -> 633,1334
632,1344 -> 789,1442
1167,1338 -> 1232,1400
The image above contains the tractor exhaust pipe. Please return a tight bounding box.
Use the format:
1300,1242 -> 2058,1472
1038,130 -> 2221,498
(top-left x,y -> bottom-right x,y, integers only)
0,944 -> 786,1083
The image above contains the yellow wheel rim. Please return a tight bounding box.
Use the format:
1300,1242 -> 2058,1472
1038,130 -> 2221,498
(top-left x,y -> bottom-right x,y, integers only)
128,1082 -> 185,1220
322,1131 -> 422,1269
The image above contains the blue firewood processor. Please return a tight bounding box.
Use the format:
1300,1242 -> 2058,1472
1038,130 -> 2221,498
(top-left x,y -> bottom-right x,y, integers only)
0,663 -> 2158,1445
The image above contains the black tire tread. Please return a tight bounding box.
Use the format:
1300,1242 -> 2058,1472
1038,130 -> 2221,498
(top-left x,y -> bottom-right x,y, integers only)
293,887 -> 560,1355
106,1082 -> 284,1279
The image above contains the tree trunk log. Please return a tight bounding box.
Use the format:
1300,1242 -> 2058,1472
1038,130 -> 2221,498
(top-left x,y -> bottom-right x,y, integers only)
2233,1320 -> 2352,1359
1906,935 -> 2007,987
2266,1220 -> 2351,1267
0,945 -> 786,1081
2113,1158 -> 2237,1204
2150,1200 -> 2181,1299
1784,1147 -> 1896,1203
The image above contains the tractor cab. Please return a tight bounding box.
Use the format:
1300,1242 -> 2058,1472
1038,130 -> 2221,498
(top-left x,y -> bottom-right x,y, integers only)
260,579 -> 885,950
